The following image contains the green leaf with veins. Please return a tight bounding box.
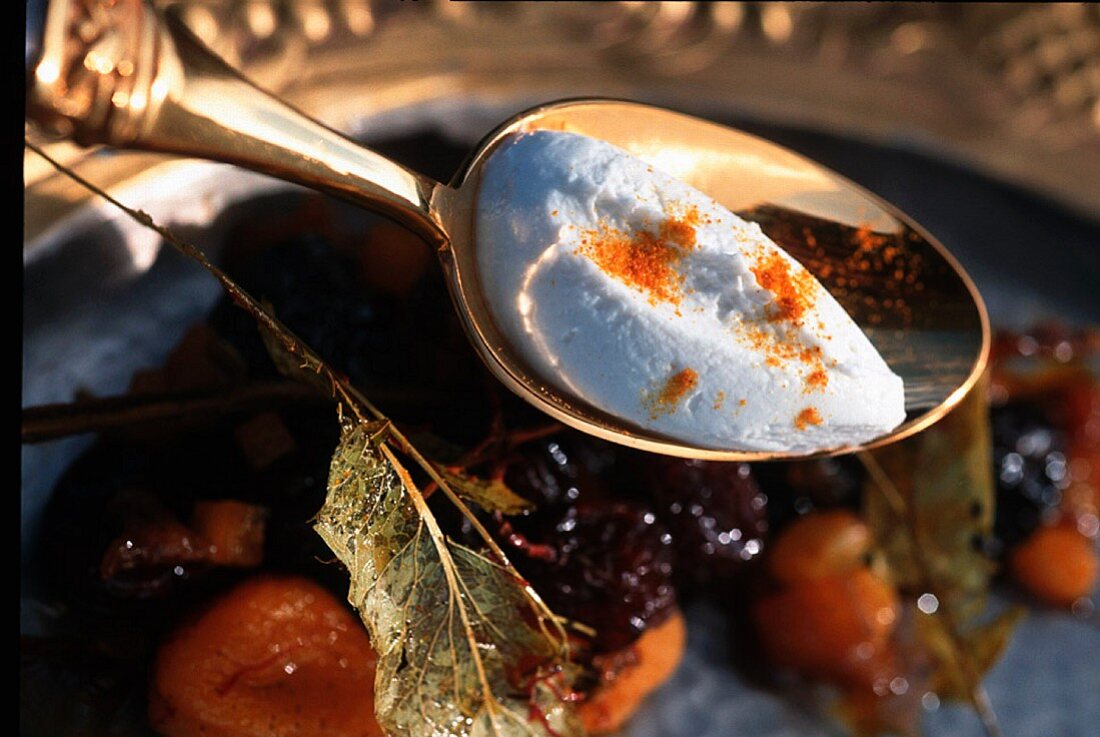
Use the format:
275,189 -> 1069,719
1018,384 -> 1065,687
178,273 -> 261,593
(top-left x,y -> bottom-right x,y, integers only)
432,464 -> 535,516
315,419 -> 583,737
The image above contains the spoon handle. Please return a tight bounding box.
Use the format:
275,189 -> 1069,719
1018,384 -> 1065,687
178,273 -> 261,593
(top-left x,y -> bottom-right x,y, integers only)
26,0 -> 446,245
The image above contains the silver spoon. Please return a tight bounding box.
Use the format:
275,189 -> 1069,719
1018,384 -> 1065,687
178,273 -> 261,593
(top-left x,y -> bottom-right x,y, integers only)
26,0 -> 988,461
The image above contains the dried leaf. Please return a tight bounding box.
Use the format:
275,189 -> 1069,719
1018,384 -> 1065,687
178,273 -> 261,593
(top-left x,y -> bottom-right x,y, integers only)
432,464 -> 535,515
863,374 -> 997,621
315,419 -> 582,737
918,606 -> 1026,702
862,374 -> 1019,733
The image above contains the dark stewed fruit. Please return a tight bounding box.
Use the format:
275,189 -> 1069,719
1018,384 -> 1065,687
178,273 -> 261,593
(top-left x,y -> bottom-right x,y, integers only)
519,502 -> 676,654
497,436 -> 677,654
990,401 -> 1070,550
209,232 -> 390,383
208,225 -> 494,443
644,459 -> 768,589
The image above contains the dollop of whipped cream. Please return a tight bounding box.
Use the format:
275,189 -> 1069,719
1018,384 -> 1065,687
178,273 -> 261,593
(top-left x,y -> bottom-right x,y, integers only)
476,130 -> 905,452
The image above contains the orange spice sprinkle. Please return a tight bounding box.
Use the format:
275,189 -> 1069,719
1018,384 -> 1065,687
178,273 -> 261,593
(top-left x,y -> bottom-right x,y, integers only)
658,205 -> 701,249
659,368 -> 698,406
713,391 -> 726,410
794,407 -> 822,430
577,229 -> 683,306
575,206 -> 701,307
740,322 -> 830,393
739,399 -> 747,407
798,345 -> 823,363
645,368 -> 699,419
804,369 -> 829,392
749,250 -> 818,326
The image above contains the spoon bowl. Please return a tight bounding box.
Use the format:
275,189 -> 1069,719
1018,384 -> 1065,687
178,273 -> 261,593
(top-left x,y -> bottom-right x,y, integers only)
438,100 -> 988,460
27,0 -> 988,461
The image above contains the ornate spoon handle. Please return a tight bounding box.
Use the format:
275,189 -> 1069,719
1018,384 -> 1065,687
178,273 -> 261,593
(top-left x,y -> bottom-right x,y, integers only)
26,0 -> 444,243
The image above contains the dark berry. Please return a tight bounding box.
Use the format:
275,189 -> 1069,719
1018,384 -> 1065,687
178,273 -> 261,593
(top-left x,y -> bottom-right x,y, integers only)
782,457 -> 863,507
502,434 -> 616,511
208,229 -> 493,443
644,459 -> 768,588
209,233 -> 396,384
506,500 -> 676,654
991,401 -> 1069,549
491,434 -> 676,652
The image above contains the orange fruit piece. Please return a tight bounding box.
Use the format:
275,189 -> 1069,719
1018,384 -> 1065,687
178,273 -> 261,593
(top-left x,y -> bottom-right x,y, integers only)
149,575 -> 382,737
579,609 -> 687,734
192,500 -> 267,568
768,510 -> 871,584
1010,524 -> 1098,608
753,569 -> 899,687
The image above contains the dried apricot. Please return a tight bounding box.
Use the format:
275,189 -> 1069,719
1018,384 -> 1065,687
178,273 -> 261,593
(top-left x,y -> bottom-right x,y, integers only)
579,609 -> 686,734
768,510 -> 871,584
753,569 -> 899,687
149,575 -> 382,737
1009,524 -> 1098,607
192,500 -> 267,567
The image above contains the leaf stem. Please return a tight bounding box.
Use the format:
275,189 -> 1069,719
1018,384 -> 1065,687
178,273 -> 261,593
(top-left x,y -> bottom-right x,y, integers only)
373,408 -> 568,647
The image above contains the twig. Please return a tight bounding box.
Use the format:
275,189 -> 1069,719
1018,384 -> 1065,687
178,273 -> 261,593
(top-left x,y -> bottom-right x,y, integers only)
503,423 -> 564,451
458,421 -> 564,471
21,381 -> 322,443
26,140 -> 381,418
420,421 -> 564,500
20,381 -> 461,444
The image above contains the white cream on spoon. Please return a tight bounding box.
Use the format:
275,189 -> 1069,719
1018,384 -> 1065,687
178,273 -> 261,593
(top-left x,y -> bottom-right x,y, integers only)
476,130 -> 905,453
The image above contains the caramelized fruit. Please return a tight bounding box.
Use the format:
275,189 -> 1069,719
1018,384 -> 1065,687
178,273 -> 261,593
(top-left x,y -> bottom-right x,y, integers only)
498,436 -> 677,652
578,609 -> 687,734
511,499 -> 676,654
752,510 -> 899,692
149,575 -> 382,737
766,509 -> 870,585
752,569 -> 899,688
1009,523 -> 1098,607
